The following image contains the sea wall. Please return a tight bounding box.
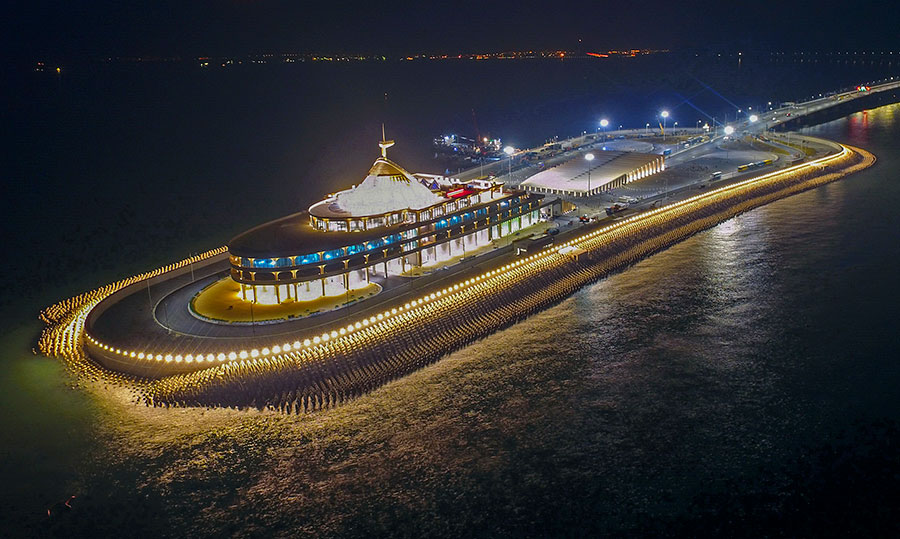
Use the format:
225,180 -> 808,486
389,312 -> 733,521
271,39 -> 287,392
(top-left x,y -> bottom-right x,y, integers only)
141,142 -> 875,411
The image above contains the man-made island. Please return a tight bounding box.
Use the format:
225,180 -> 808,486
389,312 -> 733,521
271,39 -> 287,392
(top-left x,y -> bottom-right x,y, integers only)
38,83 -> 889,410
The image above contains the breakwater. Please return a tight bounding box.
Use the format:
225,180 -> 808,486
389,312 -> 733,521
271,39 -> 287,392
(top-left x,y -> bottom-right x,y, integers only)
37,140 -> 874,411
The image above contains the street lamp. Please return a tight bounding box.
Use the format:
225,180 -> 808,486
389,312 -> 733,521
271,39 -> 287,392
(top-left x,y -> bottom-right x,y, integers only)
723,125 -> 735,136
660,110 -> 669,141
585,152 -> 595,195
749,114 -> 759,123
645,122 -> 650,134
503,145 -> 514,183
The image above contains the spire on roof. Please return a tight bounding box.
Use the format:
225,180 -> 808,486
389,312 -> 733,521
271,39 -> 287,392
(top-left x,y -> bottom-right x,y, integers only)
379,124 -> 395,158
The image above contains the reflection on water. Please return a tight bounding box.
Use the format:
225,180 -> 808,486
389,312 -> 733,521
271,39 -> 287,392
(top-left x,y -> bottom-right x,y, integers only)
3,88 -> 900,536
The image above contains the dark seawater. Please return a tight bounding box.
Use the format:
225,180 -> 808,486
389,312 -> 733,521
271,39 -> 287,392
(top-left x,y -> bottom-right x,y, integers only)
2,55 -> 899,536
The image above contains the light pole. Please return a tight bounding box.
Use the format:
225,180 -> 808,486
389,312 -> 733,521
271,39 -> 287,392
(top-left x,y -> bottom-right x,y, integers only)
645,122 -> 650,134
723,125 -> 734,147
660,110 -> 669,141
503,145 -> 514,183
600,118 -> 609,138
585,152 -> 594,196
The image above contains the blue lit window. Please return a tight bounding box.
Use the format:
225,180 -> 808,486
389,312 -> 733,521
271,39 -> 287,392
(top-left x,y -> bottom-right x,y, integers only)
383,233 -> 401,245
254,258 -> 276,268
323,248 -> 344,260
298,253 -> 320,264
500,200 -> 509,207
449,215 -> 460,225
275,257 -> 293,267
346,244 -> 364,256
476,208 -> 487,217
435,219 -> 448,230
365,238 -> 384,250
462,212 -> 472,221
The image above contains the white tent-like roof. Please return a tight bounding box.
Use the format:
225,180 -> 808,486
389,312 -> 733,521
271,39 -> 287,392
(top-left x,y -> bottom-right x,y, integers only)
331,156 -> 445,216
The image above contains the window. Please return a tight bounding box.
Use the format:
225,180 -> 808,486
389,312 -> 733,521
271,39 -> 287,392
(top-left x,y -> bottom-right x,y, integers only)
449,214 -> 461,225
323,248 -> 344,260
434,219 -> 448,230
365,238 -> 384,250
254,258 -> 276,268
297,253 -> 320,265
346,244 -> 365,256
275,257 -> 293,268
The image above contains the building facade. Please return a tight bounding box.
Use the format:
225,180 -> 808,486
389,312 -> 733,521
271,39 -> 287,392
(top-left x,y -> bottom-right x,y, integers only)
227,140 -> 550,304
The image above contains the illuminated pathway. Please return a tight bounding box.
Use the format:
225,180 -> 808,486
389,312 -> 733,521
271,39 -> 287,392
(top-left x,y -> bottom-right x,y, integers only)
38,137 -> 875,409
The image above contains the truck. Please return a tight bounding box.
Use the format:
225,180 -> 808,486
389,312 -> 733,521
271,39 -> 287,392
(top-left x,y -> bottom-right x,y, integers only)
513,233 -> 554,255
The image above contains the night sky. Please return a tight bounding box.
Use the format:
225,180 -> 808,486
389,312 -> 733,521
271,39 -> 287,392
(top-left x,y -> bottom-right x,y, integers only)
5,0 -> 897,60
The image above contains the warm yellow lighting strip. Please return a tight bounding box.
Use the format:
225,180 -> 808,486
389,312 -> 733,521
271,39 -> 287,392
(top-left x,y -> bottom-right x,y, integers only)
43,142 -> 861,373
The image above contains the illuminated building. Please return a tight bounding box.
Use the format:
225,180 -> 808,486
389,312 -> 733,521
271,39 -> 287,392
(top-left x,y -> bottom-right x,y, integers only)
521,150 -> 665,197
227,138 -> 552,305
